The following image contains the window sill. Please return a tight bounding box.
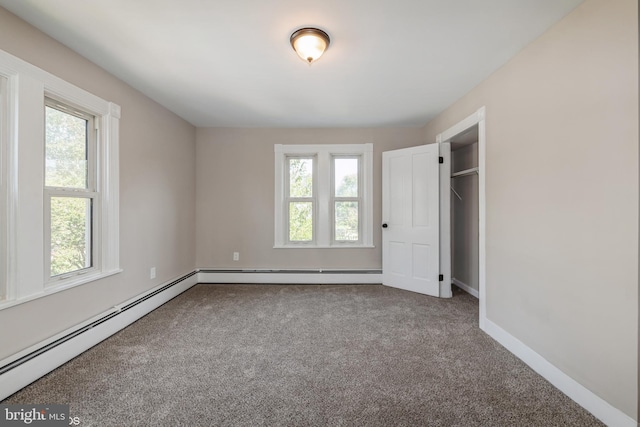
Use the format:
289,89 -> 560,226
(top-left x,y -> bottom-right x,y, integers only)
0,268 -> 123,311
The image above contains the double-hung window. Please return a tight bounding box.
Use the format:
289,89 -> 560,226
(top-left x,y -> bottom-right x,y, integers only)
44,99 -> 97,282
0,47 -> 120,310
332,156 -> 361,243
286,156 -> 316,243
275,144 -> 373,248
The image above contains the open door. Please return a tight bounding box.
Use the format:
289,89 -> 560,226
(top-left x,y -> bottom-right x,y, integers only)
382,144 -> 440,296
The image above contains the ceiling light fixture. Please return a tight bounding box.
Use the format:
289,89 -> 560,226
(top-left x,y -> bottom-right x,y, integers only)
290,27 -> 330,65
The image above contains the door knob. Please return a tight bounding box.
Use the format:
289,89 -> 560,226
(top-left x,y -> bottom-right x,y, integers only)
382,223 -> 388,228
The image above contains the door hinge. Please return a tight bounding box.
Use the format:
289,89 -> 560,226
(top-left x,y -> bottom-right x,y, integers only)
439,274 -> 444,281
439,156 -> 444,164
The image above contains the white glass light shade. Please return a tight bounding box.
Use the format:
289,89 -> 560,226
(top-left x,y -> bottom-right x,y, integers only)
290,28 -> 330,64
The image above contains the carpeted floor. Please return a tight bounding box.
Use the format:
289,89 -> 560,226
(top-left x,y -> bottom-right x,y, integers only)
3,284 -> 603,426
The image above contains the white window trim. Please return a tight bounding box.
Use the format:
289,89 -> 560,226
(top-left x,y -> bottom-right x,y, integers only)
0,48 -> 121,310
274,143 -> 373,249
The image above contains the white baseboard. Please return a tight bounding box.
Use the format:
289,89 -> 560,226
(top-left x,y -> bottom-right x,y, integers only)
197,269 -> 382,285
451,278 -> 479,298
0,271 -> 198,401
482,318 -> 636,427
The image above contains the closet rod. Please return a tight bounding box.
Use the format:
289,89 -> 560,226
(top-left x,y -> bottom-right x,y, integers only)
451,167 -> 479,178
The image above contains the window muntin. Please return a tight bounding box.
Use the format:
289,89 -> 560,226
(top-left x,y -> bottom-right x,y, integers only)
332,156 -> 361,242
44,100 -> 98,281
274,143 -> 373,248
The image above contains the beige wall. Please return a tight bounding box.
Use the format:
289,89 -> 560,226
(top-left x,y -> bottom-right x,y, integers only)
196,127 -> 423,269
423,0 -> 638,419
0,8 -> 197,360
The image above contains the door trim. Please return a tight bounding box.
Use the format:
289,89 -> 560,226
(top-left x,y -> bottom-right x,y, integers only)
436,106 -> 486,329
438,142 -> 451,298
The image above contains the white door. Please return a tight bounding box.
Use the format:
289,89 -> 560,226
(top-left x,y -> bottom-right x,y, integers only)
382,144 -> 440,296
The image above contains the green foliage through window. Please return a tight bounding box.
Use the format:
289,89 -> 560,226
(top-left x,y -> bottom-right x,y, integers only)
50,197 -> 91,276
335,201 -> 358,241
289,158 -> 313,197
289,202 -> 313,241
45,106 -> 88,189
334,158 -> 358,197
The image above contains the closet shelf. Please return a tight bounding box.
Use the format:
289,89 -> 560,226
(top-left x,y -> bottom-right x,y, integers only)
451,167 -> 478,178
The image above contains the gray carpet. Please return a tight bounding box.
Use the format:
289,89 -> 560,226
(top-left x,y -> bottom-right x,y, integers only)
3,284 -> 602,426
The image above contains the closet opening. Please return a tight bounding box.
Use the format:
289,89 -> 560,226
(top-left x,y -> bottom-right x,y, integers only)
436,107 -> 485,323
450,125 -> 479,300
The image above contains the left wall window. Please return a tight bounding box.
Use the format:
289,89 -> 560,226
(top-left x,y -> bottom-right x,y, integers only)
44,100 -> 96,281
0,48 -> 121,309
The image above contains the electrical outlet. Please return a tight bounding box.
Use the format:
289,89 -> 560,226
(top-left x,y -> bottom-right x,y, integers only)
233,252 -> 239,261
150,267 -> 156,279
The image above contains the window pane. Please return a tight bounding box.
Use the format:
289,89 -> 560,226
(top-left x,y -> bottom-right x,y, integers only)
45,106 -> 88,188
289,158 -> 313,198
335,201 -> 358,241
50,197 -> 92,277
289,202 -> 313,241
334,158 -> 358,197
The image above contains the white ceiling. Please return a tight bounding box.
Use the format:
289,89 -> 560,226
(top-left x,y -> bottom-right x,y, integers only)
0,0 -> 583,128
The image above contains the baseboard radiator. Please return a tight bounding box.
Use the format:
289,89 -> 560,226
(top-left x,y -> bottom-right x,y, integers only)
197,268 -> 383,284
0,271 -> 199,401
